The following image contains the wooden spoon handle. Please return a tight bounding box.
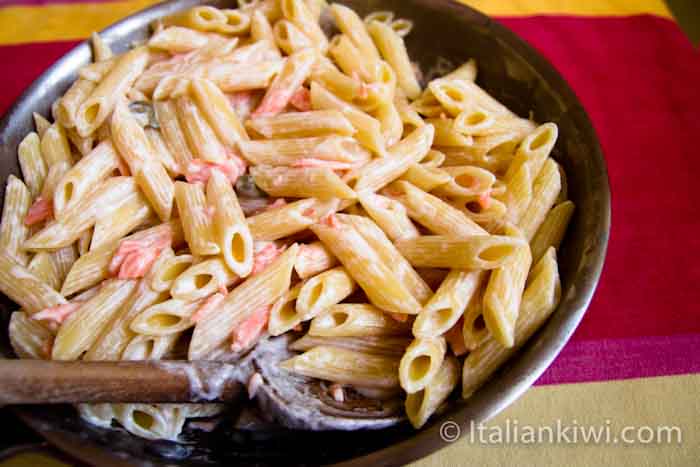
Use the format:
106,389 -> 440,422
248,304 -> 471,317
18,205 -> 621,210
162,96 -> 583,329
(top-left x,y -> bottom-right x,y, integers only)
0,359 -> 242,404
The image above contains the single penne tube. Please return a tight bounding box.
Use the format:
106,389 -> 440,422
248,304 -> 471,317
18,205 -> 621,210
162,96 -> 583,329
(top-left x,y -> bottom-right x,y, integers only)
188,244 -> 299,359
174,181 -> 219,255
145,128 -> 181,176
76,403 -> 115,429
395,235 -> 526,269
247,198 -> 338,241
364,10 -> 394,25
426,118 -> 473,147
421,149 -> 446,168
240,135 -> 367,166
411,90 -> 443,117
310,82 -> 386,156
452,105 -> 497,136
328,34 -> 375,82
147,250 -> 194,293
90,192 -> 153,250
204,59 -> 283,93
79,58 -> 117,83
294,241 -> 338,279
84,280 -> 167,360
518,159 -> 563,241
330,4 -> 381,63
505,123 -> 558,182
412,269 -> 485,338
280,0 -> 327,51
170,257 -> 237,302
398,337 -> 446,393
273,19 -> 313,54
309,303 -> 409,337
375,101 -> 403,147
112,100 -> 174,221
33,112 -> 51,138
9,310 -> 54,359
75,46 -> 150,137
246,110 -> 355,139
427,79 -> 475,117
0,175 -> 31,265
161,5 -> 228,31
431,165 -> 496,198
444,58 -> 478,81
25,177 -> 139,250
347,124 -> 434,193
367,20 -> 420,99
530,200 -> 575,263
18,132 -> 47,199
290,333 -> 410,357
191,78 -> 249,147
121,333 -> 180,360
399,164 -> 451,193
206,170 -> 254,276
154,100 -> 195,169
253,48 -> 317,118
340,214 -> 432,304
251,10 -> 279,52
450,196 -> 508,233
78,229 -> 93,256
214,9 -> 251,35
52,279 -> 137,360
91,31 -> 113,61
0,252 -> 67,314
390,18 -> 413,37
463,247 -> 561,398
311,216 -> 422,315
482,225 -> 532,348
28,251 -> 62,291
406,355 -> 459,429
49,245 -> 78,288
251,165 -> 357,200
40,122 -> 73,167
113,403 -> 184,441
311,64 -> 364,102
386,180 -> 486,236
174,95 -> 228,163
267,282 -> 303,336
394,88 -> 424,127
65,126 -> 95,157
462,289 -> 490,351
503,161 -> 534,224
148,26 -> 210,52
296,267 -> 356,320
130,298 -> 203,336
280,345 -> 400,389
358,192 -> 419,242
55,78 -> 96,129
52,140 -> 120,219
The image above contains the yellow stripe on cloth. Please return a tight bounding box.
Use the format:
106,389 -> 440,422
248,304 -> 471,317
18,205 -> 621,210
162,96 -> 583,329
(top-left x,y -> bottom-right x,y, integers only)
459,0 -> 672,17
413,373 -> 699,467
0,0 -> 161,45
0,0 -> 674,45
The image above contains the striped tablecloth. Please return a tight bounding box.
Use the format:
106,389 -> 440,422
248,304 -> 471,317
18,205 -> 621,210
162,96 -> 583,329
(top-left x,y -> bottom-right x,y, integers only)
0,1 -> 698,466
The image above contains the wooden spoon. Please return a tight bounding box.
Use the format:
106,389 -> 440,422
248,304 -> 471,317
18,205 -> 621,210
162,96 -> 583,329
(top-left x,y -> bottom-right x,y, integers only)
0,359 -> 242,404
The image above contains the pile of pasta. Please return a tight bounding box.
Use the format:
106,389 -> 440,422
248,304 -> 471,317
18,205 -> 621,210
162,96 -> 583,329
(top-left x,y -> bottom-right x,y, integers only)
0,0 -> 575,440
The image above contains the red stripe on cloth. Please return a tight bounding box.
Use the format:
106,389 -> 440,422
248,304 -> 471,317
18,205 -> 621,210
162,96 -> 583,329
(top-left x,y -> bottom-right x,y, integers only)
535,334 -> 700,385
498,15 -> 700,342
0,40 -> 78,118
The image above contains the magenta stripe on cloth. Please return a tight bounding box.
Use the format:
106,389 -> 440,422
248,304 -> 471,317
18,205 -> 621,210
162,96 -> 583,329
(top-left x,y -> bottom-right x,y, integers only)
536,334 -> 700,385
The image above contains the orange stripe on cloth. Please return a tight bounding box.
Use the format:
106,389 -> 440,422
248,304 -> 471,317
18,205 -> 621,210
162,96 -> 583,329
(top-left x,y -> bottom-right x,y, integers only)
0,0 -> 674,45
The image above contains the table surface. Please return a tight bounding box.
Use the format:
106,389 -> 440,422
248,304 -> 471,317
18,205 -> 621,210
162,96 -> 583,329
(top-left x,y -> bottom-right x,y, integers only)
0,1 -> 698,466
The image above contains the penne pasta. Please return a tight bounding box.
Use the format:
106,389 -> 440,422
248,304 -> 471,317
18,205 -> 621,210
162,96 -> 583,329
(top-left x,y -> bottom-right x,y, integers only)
294,241 -> 338,279
154,100 -> 195,169
367,20 -> 421,99
9,310 -> 53,359
240,134 -> 368,166
251,165 -> 356,200
399,164 -> 451,193
247,197 -> 338,241
518,159 -> 562,241
463,247 -> 561,398
170,257 -> 237,302
280,0 -> 328,51
413,270 -> 485,338
267,282 -> 303,336
330,4 -> 381,63
395,235 -> 526,270
296,266 -> 356,320
358,192 -> 419,242
406,355 -> 459,429
17,132 -> 47,199
188,244 -> 298,359
0,175 -> 31,265
55,79 -> 96,129
191,78 -> 249,147
52,279 -> 137,360
309,303 -> 409,337
0,251 -> 67,314
246,110 -> 355,139
174,181 -> 219,255
530,200 -> 575,263
90,192 -> 153,251
174,95 -> 228,164
290,333 -> 410,357
280,346 -> 400,389
207,170 -> 254,276
398,337 -> 446,394
311,215 -> 422,315
130,298 -> 203,336
122,333 -> 180,360
40,123 -> 73,167
253,48 -> 317,118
